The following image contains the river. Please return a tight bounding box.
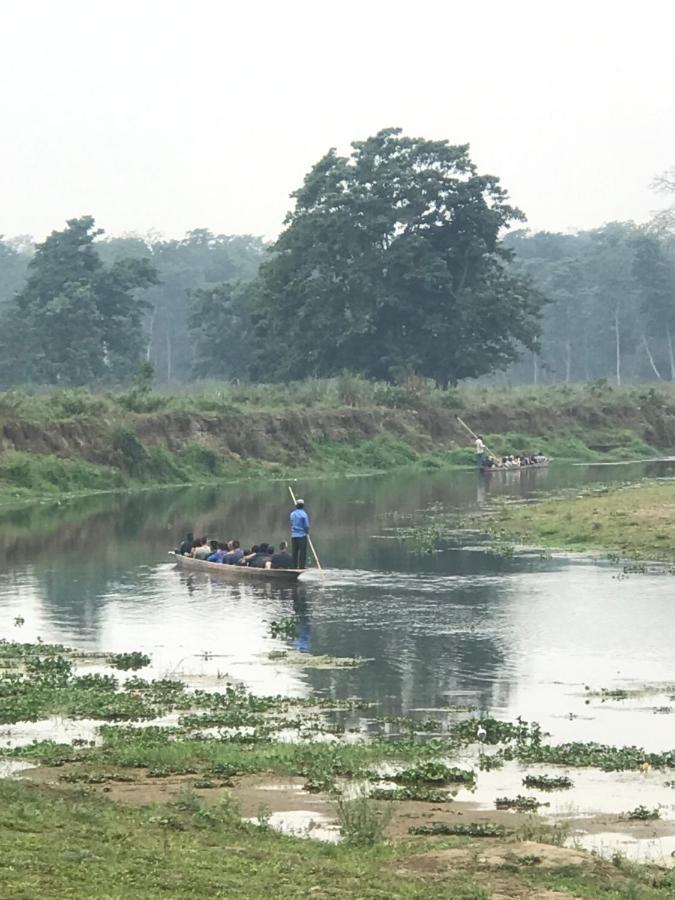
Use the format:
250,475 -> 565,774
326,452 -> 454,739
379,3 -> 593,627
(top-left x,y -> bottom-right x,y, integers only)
0,460 -> 673,739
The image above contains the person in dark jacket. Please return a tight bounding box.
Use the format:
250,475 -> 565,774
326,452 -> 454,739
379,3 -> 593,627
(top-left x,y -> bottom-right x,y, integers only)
177,532 -> 194,555
290,500 -> 309,569
270,541 -> 294,569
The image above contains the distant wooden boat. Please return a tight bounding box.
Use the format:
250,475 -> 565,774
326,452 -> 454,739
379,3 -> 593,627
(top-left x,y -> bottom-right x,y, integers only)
172,553 -> 305,582
479,462 -> 550,474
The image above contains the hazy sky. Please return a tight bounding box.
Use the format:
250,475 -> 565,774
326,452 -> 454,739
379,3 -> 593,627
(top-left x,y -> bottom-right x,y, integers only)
1,0 -> 674,242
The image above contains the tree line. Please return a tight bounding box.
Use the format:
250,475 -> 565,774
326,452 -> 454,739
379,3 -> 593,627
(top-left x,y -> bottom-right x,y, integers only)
0,128 -> 673,389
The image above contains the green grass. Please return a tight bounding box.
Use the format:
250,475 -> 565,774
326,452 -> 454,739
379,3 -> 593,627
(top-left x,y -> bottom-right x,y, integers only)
0,779 -> 492,900
480,480 -> 675,561
3,778 -> 674,899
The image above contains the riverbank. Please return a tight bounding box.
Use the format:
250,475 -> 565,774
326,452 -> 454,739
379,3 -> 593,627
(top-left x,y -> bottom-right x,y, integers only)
2,639 -> 675,898
478,479 -> 675,561
0,380 -> 673,506
3,779 -> 674,900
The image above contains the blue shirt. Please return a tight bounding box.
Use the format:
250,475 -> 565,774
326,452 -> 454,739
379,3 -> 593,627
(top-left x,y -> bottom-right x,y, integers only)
223,548 -> 244,565
207,549 -> 226,563
290,508 -> 309,537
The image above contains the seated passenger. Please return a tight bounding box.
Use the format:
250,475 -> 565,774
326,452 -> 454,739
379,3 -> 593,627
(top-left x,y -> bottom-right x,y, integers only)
193,538 -> 212,560
177,532 -> 194,555
262,546 -> 275,569
207,542 -> 228,563
237,548 -> 252,564
270,541 -> 293,569
249,545 -> 270,568
223,540 -> 243,564
240,545 -> 260,566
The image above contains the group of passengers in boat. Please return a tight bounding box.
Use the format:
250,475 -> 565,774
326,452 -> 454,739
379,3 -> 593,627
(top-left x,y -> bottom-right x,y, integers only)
481,452 -> 548,469
176,534 -> 295,569
474,435 -> 547,470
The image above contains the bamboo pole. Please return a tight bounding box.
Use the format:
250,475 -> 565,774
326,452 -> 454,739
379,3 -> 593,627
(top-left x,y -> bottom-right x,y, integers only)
288,485 -> 323,571
456,416 -> 497,461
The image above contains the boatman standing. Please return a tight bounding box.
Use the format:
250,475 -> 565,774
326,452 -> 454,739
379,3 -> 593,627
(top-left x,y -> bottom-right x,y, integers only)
290,498 -> 310,569
475,435 -> 487,469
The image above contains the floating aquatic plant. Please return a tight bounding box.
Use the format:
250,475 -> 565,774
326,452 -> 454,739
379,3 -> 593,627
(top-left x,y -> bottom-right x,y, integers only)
522,774 -> 573,791
392,762 -> 475,785
409,821 -> 505,837
625,805 -> 660,821
268,617 -> 299,640
109,652 -> 151,671
495,795 -> 546,812
370,786 -> 452,803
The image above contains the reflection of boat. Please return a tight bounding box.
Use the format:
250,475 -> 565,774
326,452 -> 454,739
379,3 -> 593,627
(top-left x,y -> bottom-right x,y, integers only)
480,462 -> 550,474
172,553 -> 305,582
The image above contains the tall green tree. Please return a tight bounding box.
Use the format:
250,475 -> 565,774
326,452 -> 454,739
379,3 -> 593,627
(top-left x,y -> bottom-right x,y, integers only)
188,281 -> 253,379
0,217 -> 157,386
248,128 -> 543,385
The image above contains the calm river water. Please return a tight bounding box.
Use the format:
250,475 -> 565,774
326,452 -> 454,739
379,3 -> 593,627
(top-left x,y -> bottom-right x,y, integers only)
1,460 -> 674,754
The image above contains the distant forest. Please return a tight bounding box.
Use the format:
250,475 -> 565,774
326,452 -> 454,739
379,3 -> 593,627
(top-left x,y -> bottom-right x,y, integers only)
1,130 -> 673,388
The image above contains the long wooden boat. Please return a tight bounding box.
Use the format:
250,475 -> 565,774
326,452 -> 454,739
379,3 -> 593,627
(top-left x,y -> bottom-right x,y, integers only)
479,462 -> 550,474
171,552 -> 305,582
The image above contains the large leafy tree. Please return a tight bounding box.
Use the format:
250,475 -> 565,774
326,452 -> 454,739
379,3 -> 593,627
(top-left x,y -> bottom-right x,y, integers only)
249,128 -> 543,384
0,216 -> 157,386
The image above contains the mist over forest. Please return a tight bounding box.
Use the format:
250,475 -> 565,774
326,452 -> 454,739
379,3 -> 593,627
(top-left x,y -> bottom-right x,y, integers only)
1,129 -> 674,391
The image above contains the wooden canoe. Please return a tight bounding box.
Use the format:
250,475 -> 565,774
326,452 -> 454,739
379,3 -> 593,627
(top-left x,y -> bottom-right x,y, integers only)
479,462 -> 550,474
172,552 -> 305,582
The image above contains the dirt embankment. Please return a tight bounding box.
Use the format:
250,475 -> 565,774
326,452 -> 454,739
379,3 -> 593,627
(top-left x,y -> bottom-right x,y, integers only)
0,407 -> 461,469
0,388 -> 673,475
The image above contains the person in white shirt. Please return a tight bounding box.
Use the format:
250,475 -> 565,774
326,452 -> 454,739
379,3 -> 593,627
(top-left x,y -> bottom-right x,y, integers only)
475,436 -> 487,469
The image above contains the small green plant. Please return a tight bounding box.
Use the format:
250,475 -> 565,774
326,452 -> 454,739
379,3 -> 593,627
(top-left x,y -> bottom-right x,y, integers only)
516,818 -> 572,847
478,753 -> 505,771
335,793 -> 392,847
515,854 -> 542,866
626,805 -> 660,821
109,651 -> 151,671
522,774 -> 573,790
268,618 -> 299,640
254,804 -> 272,830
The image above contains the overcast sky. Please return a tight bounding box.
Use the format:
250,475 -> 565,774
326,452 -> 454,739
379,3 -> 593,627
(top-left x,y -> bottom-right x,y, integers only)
1,0 -> 674,242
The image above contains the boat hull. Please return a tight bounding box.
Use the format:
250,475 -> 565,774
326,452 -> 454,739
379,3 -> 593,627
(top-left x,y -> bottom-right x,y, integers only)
172,553 -> 305,582
479,462 -> 550,474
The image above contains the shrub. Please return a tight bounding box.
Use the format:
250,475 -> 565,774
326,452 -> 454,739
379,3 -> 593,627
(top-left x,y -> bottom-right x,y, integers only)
335,373 -> 374,407
111,427 -> 148,473
335,793 -> 392,846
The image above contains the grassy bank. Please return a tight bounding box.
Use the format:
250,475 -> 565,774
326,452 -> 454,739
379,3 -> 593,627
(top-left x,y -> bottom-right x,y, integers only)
479,480 -> 675,561
4,779 -> 675,900
2,640 -> 675,898
0,379 -> 673,506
